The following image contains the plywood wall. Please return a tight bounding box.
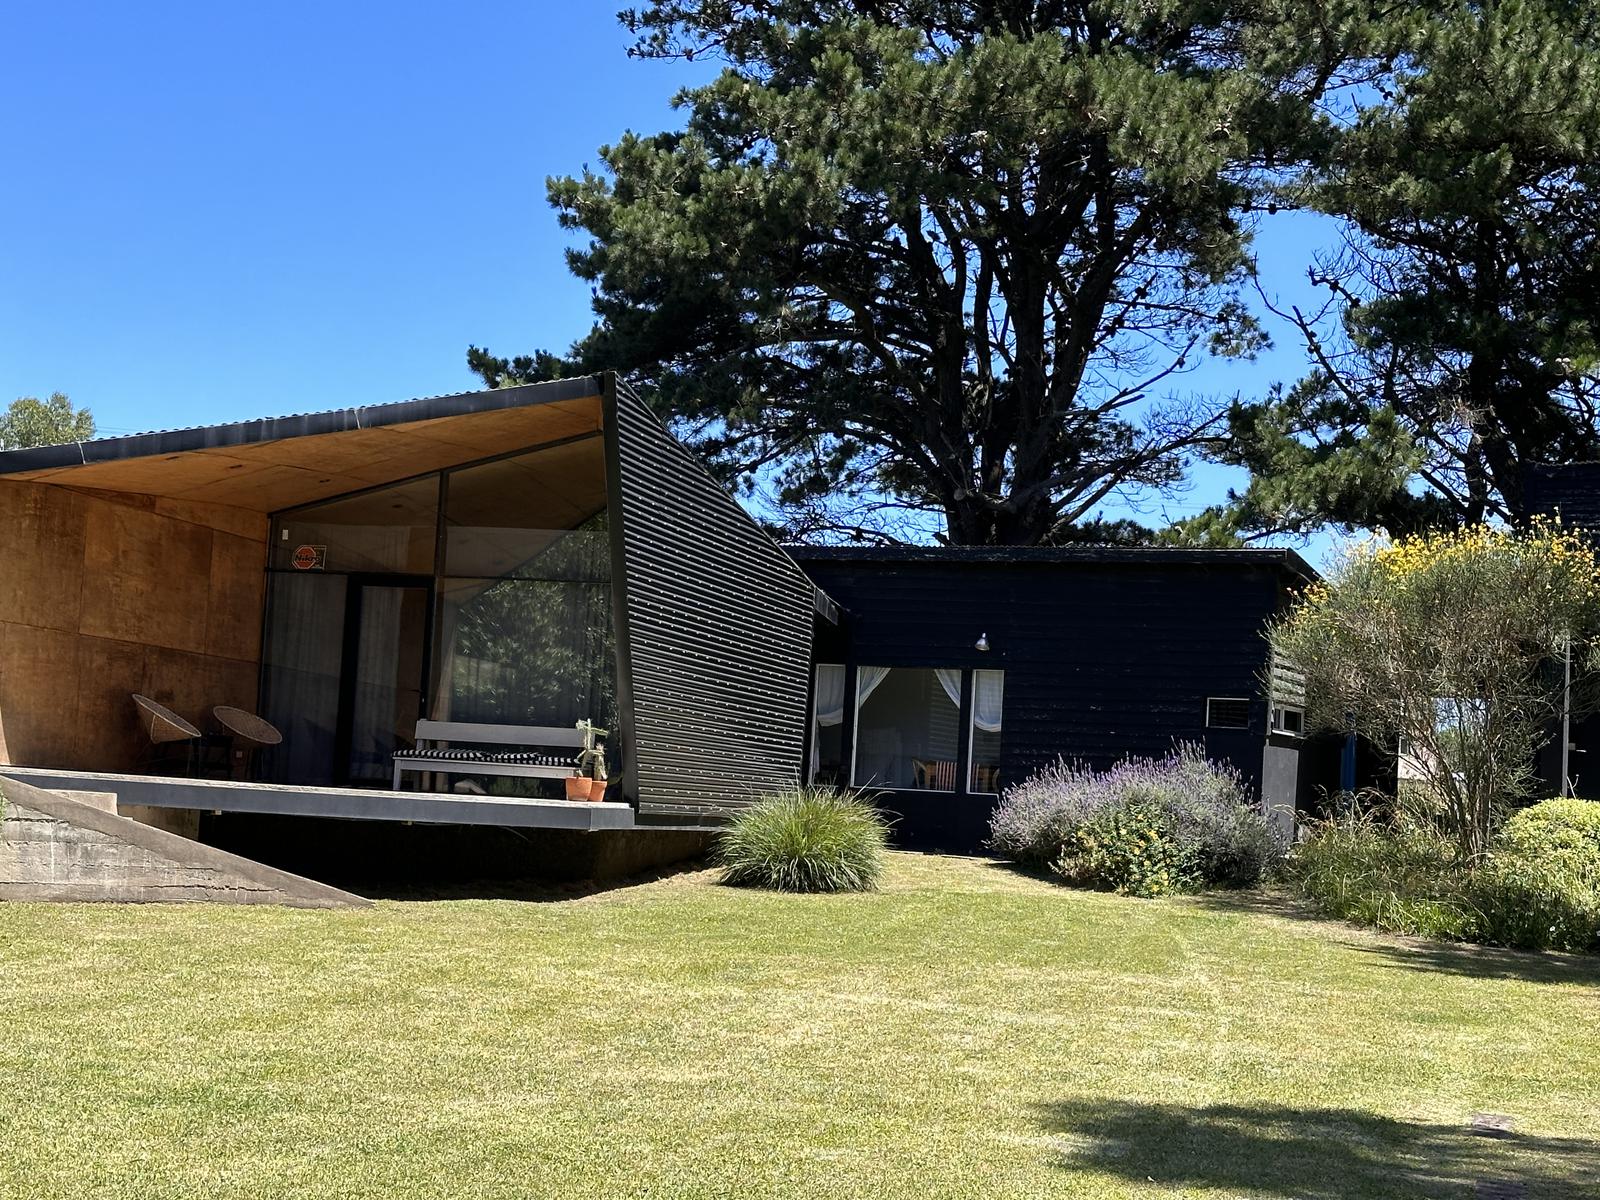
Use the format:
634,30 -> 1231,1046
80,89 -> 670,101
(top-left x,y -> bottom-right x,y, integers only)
0,481 -> 268,772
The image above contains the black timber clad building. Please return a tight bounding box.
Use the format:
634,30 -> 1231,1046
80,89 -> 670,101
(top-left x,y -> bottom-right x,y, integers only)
791,546 -> 1318,852
0,373 -> 821,825
1525,462 -> 1600,796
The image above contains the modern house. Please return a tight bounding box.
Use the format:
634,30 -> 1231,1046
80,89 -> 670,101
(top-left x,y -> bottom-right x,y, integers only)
792,547 -> 1318,850
0,374 -> 820,833
0,372 -> 1329,862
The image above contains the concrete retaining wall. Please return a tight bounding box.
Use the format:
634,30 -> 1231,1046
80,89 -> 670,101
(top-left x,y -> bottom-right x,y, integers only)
0,776 -> 368,907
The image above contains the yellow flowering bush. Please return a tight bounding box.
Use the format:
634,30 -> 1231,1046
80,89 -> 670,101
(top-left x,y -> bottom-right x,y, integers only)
1271,520 -> 1600,857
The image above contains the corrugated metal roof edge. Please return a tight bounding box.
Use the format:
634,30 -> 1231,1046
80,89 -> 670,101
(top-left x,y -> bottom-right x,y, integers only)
0,376 -> 606,476
784,543 -> 1320,583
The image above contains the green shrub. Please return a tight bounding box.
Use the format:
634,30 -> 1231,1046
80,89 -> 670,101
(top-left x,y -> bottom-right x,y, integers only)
1469,799 -> 1600,951
1499,799 -> 1600,878
990,744 -> 1280,892
1288,804 -> 1600,952
1052,801 -> 1197,898
715,786 -> 889,893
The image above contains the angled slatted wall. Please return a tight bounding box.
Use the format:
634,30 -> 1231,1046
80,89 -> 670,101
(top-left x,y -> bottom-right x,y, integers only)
604,378 -> 815,817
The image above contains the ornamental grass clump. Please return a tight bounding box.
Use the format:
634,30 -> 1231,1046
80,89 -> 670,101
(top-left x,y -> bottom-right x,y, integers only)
989,744 -> 1279,897
715,786 -> 889,893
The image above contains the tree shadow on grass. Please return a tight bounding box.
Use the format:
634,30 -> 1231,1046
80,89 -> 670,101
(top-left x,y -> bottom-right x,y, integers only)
1182,886 -> 1342,925
1186,890 -> 1600,986
1035,1099 -> 1600,1199
1349,939 -> 1600,987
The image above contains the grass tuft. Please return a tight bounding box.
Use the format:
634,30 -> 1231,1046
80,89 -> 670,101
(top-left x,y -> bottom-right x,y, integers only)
715,785 -> 889,893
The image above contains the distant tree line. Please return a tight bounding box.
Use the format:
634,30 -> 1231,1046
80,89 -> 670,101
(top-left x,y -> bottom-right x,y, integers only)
0,393 -> 95,450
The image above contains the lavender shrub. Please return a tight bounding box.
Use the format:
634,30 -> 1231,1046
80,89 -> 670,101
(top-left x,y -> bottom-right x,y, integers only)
988,744 -> 1281,890
986,758 -> 1108,868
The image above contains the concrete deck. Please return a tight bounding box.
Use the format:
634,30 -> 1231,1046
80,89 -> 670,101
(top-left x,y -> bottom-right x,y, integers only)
0,768 -> 636,831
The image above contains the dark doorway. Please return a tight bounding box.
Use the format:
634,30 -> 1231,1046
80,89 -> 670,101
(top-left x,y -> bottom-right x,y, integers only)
259,573 -> 432,786
340,579 -> 431,786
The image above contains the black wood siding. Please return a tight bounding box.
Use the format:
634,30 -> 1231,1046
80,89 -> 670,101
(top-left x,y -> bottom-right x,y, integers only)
604,378 -> 816,817
797,552 -> 1305,851
1526,463 -> 1600,796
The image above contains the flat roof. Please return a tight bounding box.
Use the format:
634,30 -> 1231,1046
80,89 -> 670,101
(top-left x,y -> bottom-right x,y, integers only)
785,543 -> 1319,581
0,376 -> 607,514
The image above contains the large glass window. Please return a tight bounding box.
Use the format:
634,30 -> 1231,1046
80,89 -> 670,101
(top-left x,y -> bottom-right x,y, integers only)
271,476 -> 439,575
852,667 -> 961,791
431,442 -> 615,733
260,434 -> 615,789
969,669 -> 1004,793
432,524 -> 614,731
811,664 -> 846,786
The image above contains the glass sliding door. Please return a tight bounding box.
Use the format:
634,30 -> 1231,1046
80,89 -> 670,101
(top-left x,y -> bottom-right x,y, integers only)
259,574 -> 430,787
259,573 -> 348,786
345,583 -> 430,786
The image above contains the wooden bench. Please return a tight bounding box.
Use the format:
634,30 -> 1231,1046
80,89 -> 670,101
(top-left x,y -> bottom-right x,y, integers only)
391,720 -> 587,791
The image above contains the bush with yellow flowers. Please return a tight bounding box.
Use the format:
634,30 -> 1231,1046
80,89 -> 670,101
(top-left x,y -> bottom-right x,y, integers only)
1271,519 -> 1600,858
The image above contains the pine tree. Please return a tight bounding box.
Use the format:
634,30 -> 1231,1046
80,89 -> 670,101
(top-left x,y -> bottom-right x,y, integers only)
473,2 -> 1373,544
1208,0 -> 1600,538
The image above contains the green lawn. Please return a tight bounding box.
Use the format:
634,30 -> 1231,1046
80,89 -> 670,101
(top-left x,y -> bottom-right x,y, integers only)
2,855 -> 1597,1199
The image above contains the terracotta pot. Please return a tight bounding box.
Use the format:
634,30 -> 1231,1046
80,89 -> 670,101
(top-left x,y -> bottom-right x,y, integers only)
588,778 -> 608,802
564,776 -> 591,801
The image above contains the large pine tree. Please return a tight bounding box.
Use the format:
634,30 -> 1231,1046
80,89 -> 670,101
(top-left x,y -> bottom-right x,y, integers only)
1200,0 -> 1600,539
472,2 -> 1373,545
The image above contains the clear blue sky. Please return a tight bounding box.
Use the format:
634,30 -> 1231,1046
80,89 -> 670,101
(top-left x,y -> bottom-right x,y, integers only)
2,1 -> 1338,564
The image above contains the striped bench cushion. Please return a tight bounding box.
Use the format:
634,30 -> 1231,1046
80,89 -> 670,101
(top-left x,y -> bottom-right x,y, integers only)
393,749 -> 577,767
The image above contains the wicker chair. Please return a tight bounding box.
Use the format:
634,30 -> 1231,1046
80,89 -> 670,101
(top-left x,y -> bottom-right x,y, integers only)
212,706 -> 283,780
131,694 -> 202,774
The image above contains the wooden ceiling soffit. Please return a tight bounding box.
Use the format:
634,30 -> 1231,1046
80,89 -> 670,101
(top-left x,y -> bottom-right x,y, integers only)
1,396 -> 604,514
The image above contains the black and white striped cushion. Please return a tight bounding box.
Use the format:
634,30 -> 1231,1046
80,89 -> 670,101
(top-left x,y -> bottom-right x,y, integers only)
393,748 -> 578,768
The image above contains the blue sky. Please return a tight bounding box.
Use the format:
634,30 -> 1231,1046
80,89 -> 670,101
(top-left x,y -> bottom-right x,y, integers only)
2,2 -> 1339,564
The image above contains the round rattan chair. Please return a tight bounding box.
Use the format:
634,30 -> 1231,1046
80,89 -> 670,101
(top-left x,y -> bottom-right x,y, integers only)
212,706 -> 283,780
212,706 -> 283,748
132,694 -> 202,744
131,694 -> 203,775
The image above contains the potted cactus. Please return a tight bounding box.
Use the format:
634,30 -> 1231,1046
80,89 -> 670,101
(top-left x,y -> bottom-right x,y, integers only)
574,719 -> 610,802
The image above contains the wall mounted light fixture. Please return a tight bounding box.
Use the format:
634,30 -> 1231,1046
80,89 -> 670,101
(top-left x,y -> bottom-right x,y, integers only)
975,632 -> 990,652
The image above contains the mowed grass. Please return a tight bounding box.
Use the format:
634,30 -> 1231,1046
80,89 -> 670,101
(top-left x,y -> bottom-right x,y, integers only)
2,855 -> 1598,1199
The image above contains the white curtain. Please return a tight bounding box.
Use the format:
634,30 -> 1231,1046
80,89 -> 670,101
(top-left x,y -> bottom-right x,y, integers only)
934,668 -> 962,712
856,665 -> 892,707
814,664 -> 846,726
973,670 -> 1004,733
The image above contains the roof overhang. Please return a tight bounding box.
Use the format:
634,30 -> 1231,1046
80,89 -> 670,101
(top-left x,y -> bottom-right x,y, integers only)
0,377 -> 606,514
785,543 -> 1321,584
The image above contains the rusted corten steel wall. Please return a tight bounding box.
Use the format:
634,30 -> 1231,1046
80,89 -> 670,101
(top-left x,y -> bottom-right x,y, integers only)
0,482 -> 266,772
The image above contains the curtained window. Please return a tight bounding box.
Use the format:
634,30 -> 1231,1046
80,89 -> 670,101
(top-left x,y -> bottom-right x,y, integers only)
852,667 -> 960,790
811,664 -> 846,785
969,670 -> 1005,792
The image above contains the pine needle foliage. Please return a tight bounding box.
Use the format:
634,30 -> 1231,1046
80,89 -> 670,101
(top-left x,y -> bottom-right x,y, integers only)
715,786 -> 889,893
